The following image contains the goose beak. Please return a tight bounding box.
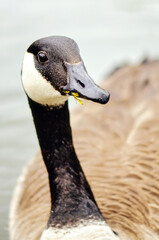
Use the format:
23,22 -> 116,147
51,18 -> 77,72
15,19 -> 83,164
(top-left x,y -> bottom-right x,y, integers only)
61,62 -> 110,104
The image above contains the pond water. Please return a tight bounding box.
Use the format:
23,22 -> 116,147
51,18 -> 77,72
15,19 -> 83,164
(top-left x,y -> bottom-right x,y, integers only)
1,0 -> 159,238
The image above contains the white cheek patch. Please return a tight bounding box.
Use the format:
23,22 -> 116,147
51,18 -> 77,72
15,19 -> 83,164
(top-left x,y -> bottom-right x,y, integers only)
22,52 -> 68,106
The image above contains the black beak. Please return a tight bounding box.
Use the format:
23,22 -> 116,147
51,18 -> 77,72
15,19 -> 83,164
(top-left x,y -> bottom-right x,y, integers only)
61,62 -> 110,104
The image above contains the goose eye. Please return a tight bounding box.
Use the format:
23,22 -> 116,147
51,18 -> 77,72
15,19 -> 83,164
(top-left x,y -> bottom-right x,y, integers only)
37,51 -> 48,63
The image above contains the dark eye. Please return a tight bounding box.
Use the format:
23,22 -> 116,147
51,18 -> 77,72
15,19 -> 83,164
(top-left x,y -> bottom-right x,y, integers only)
37,51 -> 48,63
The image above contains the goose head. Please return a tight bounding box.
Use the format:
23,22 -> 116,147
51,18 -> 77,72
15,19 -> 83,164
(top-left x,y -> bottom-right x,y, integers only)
22,36 -> 110,107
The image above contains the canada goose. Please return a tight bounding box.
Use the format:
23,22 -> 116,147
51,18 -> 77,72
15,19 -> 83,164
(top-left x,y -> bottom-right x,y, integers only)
9,36 -> 159,240
10,36 -> 120,240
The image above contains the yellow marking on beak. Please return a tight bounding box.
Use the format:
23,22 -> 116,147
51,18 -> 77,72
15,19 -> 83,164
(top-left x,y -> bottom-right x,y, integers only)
72,92 -> 83,105
64,90 -> 83,105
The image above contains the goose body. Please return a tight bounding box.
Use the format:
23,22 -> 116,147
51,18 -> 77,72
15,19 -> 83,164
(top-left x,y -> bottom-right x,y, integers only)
9,36 -> 159,240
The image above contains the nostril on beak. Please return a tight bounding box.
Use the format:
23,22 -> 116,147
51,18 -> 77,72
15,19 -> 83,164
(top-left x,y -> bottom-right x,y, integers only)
76,79 -> 85,88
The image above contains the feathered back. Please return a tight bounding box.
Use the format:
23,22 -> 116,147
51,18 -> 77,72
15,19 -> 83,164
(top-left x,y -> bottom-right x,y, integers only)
10,60 -> 159,240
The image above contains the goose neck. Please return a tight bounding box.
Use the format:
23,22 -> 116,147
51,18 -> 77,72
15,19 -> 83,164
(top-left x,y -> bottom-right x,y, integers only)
28,98 -> 104,227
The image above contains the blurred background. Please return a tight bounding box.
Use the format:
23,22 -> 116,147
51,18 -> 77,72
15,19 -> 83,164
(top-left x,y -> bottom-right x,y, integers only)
1,0 -> 159,238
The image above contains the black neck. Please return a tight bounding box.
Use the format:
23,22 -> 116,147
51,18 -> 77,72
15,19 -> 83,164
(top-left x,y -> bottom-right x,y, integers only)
28,98 -> 104,227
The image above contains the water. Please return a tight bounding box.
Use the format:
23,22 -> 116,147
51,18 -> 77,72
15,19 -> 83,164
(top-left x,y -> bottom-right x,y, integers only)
1,0 -> 159,238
